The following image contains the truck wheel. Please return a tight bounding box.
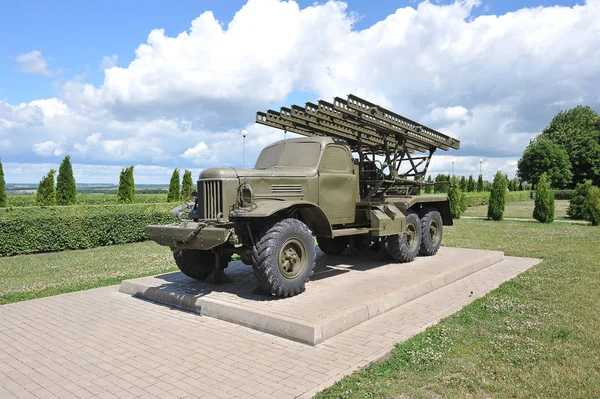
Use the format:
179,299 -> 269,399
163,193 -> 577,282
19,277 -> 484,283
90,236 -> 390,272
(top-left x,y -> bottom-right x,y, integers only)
317,237 -> 348,255
252,218 -> 316,297
419,209 -> 443,256
173,249 -> 230,280
386,212 -> 421,263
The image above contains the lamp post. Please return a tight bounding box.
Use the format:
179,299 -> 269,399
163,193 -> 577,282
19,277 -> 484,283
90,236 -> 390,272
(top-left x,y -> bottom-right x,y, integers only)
452,161 -> 454,176
242,129 -> 248,168
479,159 -> 483,176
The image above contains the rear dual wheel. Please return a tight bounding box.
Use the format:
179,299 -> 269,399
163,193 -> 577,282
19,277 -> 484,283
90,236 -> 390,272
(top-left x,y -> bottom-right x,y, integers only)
386,209 -> 443,262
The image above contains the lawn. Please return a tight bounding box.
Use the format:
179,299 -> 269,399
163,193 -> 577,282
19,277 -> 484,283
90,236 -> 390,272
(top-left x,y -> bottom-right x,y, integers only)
463,199 -> 571,219
0,241 -> 175,305
317,219 -> 600,398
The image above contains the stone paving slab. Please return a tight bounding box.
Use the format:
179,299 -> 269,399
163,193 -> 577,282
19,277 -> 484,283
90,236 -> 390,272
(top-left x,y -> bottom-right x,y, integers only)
0,254 -> 541,399
120,247 -> 504,345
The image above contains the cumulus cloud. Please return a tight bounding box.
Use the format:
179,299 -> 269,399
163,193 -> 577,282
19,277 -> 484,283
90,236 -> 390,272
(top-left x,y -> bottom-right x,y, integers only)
15,50 -> 53,76
100,54 -> 118,70
33,141 -> 64,157
2,0 -> 600,183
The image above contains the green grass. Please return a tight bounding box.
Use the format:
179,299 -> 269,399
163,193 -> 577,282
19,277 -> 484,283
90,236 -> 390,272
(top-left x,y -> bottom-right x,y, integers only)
317,219 -> 600,399
463,199 -> 571,220
0,241 -> 175,305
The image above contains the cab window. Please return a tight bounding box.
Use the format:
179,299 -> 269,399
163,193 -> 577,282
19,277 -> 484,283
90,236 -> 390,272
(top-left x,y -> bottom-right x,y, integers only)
321,146 -> 350,172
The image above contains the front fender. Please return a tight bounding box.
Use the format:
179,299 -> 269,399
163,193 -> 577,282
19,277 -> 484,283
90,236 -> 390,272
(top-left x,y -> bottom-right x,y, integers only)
231,200 -> 332,237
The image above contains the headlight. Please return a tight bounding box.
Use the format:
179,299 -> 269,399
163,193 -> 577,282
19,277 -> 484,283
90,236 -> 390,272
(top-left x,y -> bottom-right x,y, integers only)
240,184 -> 253,208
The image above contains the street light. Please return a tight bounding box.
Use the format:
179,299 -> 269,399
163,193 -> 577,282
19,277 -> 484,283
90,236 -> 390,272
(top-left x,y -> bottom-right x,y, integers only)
479,159 -> 483,176
452,161 -> 454,176
242,129 -> 248,168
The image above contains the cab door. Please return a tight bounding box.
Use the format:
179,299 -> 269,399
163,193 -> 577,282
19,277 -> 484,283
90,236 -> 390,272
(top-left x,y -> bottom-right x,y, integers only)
318,145 -> 356,225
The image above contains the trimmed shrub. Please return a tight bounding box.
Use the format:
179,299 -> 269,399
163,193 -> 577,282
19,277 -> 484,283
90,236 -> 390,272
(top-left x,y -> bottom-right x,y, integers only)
552,190 -> 573,200
35,169 -> 56,206
585,187 -> 600,226
448,186 -> 467,219
167,169 -> 181,202
0,203 -> 177,256
56,155 -> 77,205
568,181 -> 593,219
181,170 -> 194,202
487,171 -> 508,221
117,166 -> 135,204
533,174 -> 554,223
0,159 -> 6,207
7,193 -> 168,207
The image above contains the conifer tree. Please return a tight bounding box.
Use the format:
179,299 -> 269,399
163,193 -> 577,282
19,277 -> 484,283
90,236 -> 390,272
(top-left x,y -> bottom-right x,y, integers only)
533,173 -> 554,223
181,170 -> 194,201
167,169 -> 181,202
35,169 -> 56,206
467,175 -> 476,192
56,155 -> 77,205
0,158 -> 6,207
459,176 -> 467,191
117,166 -> 135,204
477,174 -> 484,192
487,171 -> 508,221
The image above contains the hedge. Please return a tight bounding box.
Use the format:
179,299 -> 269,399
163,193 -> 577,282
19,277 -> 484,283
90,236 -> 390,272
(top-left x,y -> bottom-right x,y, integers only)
552,190 -> 573,200
463,191 -> 530,207
0,203 -> 177,256
6,193 -> 167,207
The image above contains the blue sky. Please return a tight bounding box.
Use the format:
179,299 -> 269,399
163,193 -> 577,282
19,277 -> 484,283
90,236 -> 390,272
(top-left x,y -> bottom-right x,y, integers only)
0,0 -> 595,183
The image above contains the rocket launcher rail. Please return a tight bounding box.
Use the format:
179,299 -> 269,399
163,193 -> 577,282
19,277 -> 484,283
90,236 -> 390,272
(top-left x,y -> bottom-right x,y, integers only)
256,94 -> 460,154
256,94 -> 460,199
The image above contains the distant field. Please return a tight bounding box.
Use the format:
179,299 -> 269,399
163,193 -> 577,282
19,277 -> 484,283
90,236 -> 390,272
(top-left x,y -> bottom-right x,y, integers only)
463,199 -> 571,219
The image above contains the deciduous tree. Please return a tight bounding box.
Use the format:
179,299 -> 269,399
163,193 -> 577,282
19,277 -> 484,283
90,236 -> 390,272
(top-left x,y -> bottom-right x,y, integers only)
517,136 -> 573,189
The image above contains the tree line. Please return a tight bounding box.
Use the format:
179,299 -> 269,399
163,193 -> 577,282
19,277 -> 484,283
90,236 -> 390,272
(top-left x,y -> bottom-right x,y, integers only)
0,156 -> 196,207
424,173 -> 525,194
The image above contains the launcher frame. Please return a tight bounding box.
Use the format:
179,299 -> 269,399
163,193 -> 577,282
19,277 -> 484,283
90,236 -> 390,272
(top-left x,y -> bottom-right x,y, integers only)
256,94 -> 460,200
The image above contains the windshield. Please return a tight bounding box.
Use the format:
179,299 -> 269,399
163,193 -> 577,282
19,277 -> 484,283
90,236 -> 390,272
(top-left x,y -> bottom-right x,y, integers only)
255,142 -> 321,169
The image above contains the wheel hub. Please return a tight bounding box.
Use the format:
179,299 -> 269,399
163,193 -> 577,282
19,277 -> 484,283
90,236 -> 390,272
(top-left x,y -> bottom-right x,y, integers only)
278,238 -> 307,279
406,223 -> 418,250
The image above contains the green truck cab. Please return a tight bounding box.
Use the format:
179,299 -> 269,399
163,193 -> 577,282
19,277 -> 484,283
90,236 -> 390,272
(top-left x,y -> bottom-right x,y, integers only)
146,95 -> 460,297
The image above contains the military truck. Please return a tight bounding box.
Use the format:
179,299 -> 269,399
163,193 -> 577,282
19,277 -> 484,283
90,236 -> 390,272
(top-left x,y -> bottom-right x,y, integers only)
146,95 -> 460,297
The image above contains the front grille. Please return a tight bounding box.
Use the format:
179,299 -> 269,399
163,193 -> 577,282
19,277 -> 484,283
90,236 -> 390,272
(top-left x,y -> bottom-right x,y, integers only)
200,180 -> 223,219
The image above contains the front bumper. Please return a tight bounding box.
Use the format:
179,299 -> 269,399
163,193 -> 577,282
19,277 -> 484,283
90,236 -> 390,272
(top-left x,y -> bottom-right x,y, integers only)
145,222 -> 234,250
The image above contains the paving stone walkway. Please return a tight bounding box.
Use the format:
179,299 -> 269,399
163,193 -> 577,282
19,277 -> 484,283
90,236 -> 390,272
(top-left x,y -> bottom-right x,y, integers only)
0,256 -> 539,399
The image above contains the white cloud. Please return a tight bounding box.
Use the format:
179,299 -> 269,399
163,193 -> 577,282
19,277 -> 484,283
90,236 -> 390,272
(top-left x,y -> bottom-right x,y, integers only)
15,50 -> 52,76
2,0 -> 600,182
100,54 -> 118,70
33,141 -> 64,157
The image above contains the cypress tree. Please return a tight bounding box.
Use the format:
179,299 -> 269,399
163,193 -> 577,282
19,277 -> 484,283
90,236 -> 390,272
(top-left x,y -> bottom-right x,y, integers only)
467,175 -> 476,192
56,155 -> 77,205
477,174 -> 484,192
459,176 -> 467,191
35,169 -> 56,206
117,166 -> 135,204
487,171 -> 508,221
167,169 -> 181,202
181,170 -> 194,201
533,173 -> 554,223
0,158 -> 6,207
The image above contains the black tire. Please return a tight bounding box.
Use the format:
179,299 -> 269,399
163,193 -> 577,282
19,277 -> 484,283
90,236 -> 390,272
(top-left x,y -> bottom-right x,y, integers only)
317,236 -> 348,255
252,218 -> 316,297
173,249 -> 230,280
419,209 -> 443,256
386,212 -> 421,263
